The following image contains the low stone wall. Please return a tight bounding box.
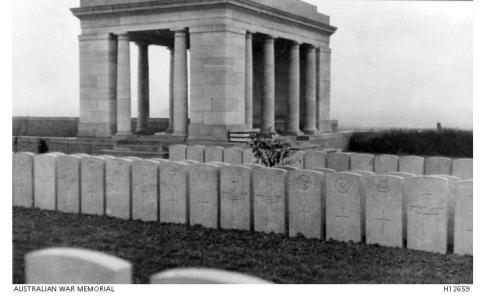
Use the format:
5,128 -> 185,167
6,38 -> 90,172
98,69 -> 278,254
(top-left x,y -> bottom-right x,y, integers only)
12,137 -> 116,155
170,145 -> 474,179
12,117 -> 170,137
13,152 -> 473,255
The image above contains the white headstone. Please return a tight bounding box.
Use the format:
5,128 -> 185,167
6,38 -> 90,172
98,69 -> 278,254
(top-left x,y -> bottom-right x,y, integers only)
132,159 -> 160,222
313,167 -> 336,175
282,150 -> 304,169
424,157 -> 452,175
386,172 -> 416,178
106,158 -> 133,220
406,176 -> 449,254
13,152 -> 34,208
304,150 -> 327,170
326,152 -> 350,172
169,144 -> 187,161
159,161 -> 189,224
350,153 -> 374,171
288,170 -> 323,239
187,145 -> 205,163
205,146 -> 224,162
242,148 -> 256,165
374,155 -> 399,174
452,158 -> 473,180
220,166 -> 252,231
25,248 -> 131,284
349,170 -> 375,240
454,180 -> 473,256
224,147 -> 243,165
326,172 -> 362,242
57,155 -> 82,214
253,167 -> 287,234
150,268 -> 270,284
80,156 -> 106,216
34,153 -> 62,210
438,175 -> 460,247
399,156 -> 424,175
366,175 -> 404,248
189,164 -> 220,229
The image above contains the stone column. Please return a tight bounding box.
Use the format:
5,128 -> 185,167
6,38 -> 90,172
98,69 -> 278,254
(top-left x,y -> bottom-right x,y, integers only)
245,32 -> 253,130
166,47 -> 174,133
286,41 -> 301,135
136,42 -> 149,134
262,35 -> 275,134
173,30 -> 188,137
303,45 -> 317,134
116,34 -> 132,136
318,47 -> 332,132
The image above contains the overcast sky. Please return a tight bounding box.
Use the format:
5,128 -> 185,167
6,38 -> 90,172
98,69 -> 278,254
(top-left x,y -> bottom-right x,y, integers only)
12,0 -> 473,129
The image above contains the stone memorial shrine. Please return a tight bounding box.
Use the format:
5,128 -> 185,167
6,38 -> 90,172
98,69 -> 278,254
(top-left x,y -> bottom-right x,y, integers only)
71,0 -> 337,141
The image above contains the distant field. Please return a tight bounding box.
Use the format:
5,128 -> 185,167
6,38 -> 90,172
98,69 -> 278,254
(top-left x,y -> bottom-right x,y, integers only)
13,207 -> 472,284
348,129 -> 472,158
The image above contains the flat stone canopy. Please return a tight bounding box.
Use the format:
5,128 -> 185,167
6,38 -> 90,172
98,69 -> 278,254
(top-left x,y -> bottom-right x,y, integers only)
78,0 -> 330,24
72,0 -> 336,141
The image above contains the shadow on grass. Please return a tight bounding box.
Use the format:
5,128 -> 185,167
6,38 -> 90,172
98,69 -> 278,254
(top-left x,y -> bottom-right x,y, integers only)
13,207 -> 472,284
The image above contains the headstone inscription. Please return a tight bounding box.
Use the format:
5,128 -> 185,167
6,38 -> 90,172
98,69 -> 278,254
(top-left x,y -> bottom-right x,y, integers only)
106,158 -> 133,220
159,161 -> 189,224
405,176 -> 449,254
326,172 -> 362,242
220,165 -> 252,231
288,170 -> 323,239
253,167 -> 287,234
80,156 -> 107,215
57,155 -> 82,213
365,175 -> 404,248
34,153 -> 62,210
189,164 -> 220,229
132,159 -> 160,222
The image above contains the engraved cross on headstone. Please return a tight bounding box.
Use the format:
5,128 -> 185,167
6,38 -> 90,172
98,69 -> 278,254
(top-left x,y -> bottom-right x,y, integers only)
298,199 -> 311,224
198,193 -> 210,218
376,210 -> 391,234
335,206 -> 350,234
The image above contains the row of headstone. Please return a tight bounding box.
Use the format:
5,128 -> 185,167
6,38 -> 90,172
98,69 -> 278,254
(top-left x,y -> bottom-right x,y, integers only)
170,146 -> 473,179
13,152 -> 472,255
25,248 -> 269,284
170,145 -> 256,165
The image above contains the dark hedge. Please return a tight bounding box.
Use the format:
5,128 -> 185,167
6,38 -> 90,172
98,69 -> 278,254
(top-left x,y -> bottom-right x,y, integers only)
348,129 -> 472,158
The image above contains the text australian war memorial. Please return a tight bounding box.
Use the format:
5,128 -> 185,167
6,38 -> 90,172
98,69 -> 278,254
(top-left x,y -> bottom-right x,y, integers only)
72,0 -> 340,143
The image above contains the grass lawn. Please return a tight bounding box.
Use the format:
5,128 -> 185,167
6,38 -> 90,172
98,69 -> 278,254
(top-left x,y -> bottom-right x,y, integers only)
13,207 -> 472,284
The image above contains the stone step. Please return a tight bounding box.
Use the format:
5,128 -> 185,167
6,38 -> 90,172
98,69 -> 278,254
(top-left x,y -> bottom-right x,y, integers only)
100,149 -> 168,159
114,145 -> 165,153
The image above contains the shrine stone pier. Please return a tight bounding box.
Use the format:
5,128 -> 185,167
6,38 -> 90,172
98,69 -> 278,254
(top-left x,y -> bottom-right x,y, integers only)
72,0 -> 337,141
